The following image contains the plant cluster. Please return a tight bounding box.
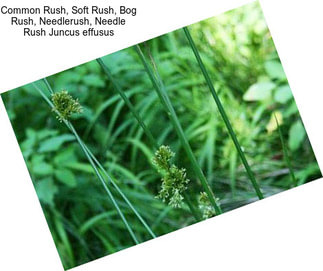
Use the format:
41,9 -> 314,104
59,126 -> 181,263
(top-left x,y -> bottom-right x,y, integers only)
1,2 -> 320,269
152,145 -> 190,208
51,90 -> 83,122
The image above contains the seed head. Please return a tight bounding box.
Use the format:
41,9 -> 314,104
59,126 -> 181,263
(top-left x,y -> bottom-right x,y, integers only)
51,90 -> 83,122
153,145 -> 189,208
152,145 -> 174,171
199,192 -> 218,219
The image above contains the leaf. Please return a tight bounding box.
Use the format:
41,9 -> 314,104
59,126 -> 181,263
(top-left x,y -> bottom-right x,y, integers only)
38,134 -> 75,152
35,178 -> 58,206
243,82 -> 276,101
37,129 -> 59,140
274,85 -> 293,104
55,169 -> 77,187
65,162 -> 94,174
54,147 -> 77,166
284,102 -> 298,117
265,60 -> 286,80
33,162 -> 53,176
21,129 -> 37,155
288,120 -> 306,151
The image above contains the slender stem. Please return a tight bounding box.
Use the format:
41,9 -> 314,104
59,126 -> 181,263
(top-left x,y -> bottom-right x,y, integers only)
135,44 -> 222,215
274,114 -> 297,187
96,58 -> 158,150
68,123 -> 139,245
43,78 -> 54,95
83,144 -> 157,238
183,26 -> 264,200
33,83 -> 139,244
41,78 -> 157,238
96,59 -> 202,221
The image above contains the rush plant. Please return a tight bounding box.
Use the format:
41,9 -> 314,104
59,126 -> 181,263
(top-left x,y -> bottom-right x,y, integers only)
97,57 -> 202,220
33,80 -> 157,243
134,44 -> 223,215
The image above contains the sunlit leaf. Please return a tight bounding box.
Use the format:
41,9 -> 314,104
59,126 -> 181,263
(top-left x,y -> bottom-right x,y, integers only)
274,85 -> 293,104
265,60 -> 286,80
243,81 -> 275,101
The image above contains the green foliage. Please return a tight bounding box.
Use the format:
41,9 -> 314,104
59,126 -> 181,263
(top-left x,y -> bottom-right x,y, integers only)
289,120 -> 306,151
1,2 -> 321,269
35,177 -> 58,206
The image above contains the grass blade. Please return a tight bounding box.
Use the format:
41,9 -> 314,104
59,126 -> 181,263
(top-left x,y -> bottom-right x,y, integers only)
134,44 -> 222,215
96,58 -> 158,150
33,83 -> 139,244
183,26 -> 264,200
97,58 -> 202,221
41,78 -> 157,238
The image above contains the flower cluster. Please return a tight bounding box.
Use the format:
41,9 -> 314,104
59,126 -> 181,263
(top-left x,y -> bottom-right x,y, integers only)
51,90 -> 83,122
152,145 -> 190,208
198,192 -> 218,219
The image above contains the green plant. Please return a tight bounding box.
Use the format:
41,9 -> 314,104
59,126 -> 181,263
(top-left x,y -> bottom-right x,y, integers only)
2,3 -> 320,268
183,26 -> 264,200
34,81 -> 157,245
135,44 -> 223,215
97,57 -> 202,220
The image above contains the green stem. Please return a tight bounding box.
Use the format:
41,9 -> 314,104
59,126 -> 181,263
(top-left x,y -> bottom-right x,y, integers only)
135,44 -> 222,215
43,78 -> 54,95
41,78 -> 157,238
274,114 -> 297,187
183,26 -> 264,200
68,123 -> 139,245
96,58 -> 158,150
34,83 -> 139,244
97,59 -> 202,221
83,144 -> 157,238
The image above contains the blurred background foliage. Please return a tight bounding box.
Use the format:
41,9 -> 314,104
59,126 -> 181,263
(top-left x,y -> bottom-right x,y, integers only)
1,2 -> 321,269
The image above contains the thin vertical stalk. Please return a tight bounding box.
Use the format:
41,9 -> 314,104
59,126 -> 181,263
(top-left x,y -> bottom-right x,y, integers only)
96,58 -> 158,150
68,123 -> 139,245
83,144 -> 157,237
96,59 -> 202,221
183,26 -> 264,200
41,78 -> 157,238
43,78 -> 54,95
274,114 -> 297,187
33,83 -> 139,244
135,45 -> 222,215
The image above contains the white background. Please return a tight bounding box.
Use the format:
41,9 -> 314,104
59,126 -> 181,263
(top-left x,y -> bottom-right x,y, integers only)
0,0 -> 323,270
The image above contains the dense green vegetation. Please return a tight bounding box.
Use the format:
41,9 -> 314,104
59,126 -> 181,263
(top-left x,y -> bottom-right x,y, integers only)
1,2 -> 320,269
